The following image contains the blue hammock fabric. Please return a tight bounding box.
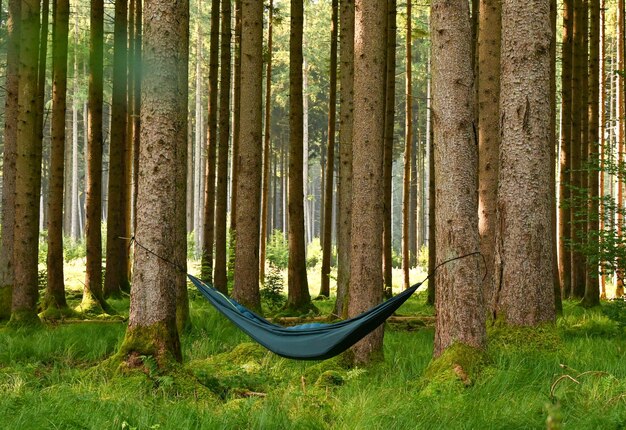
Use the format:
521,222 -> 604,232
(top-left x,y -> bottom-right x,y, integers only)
188,274 -> 422,360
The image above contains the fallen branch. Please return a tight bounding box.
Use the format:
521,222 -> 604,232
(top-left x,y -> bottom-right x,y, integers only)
550,374 -> 580,400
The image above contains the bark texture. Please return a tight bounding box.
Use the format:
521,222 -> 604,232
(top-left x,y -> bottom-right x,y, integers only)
402,0 -> 412,291
493,0 -> 556,325
477,0 -> 501,310
11,0 -> 42,324
431,0 -> 485,356
232,0 -> 263,312
213,0 -> 232,294
286,0 -> 311,311
346,0 -> 387,365
320,0 -> 338,298
122,0 -> 189,364
105,0 -> 129,298
334,0 -> 354,318
0,0 -> 20,320
45,0 -> 70,311
82,0 -> 108,313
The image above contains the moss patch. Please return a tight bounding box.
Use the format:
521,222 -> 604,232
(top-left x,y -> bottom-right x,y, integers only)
423,343 -> 487,389
7,310 -> 42,328
488,321 -> 560,353
38,305 -> 80,322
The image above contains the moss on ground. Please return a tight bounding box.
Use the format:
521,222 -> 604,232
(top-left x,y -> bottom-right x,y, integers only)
488,320 -> 561,353
39,305 -> 80,322
423,342 -> 487,390
7,310 -> 42,328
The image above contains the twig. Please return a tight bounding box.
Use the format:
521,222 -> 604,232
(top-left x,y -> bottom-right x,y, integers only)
550,375 -> 580,400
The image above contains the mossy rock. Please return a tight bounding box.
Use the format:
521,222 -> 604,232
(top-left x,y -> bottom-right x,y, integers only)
423,343 -> 487,389
303,356 -> 348,383
488,321 -> 560,353
315,370 -> 345,387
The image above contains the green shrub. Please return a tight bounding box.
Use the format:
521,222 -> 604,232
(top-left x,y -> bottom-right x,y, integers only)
261,264 -> 286,312
306,238 -> 322,268
64,238 -> 86,262
266,230 -> 288,269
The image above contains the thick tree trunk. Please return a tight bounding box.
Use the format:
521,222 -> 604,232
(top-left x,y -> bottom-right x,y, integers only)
382,0 -> 396,299
427,56 -> 436,307
230,0 -> 243,235
132,0 -> 142,235
286,0 -> 312,312
11,0 -> 42,325
201,0 -> 221,283
559,0 -> 573,300
431,0 -> 485,356
82,0 -> 108,313
478,0 -> 501,311
231,0 -> 263,312
119,0 -> 189,366
0,0 -> 20,320
584,0 -> 600,307
334,0 -> 354,318
493,0 -> 555,325
45,0 -> 70,313
346,0 -> 387,365
402,0 -> 412,291
617,0 -> 625,299
105,0 -> 128,298
260,0 -> 274,287
213,0 -> 232,294
320,0 -> 338,298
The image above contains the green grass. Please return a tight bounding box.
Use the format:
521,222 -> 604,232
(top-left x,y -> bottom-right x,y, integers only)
1,269 -> 626,429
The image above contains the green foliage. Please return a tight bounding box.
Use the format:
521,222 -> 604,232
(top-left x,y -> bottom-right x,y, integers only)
417,245 -> 429,271
266,230 -> 288,269
64,238 -> 86,262
306,237 -> 322,268
261,263 -> 286,312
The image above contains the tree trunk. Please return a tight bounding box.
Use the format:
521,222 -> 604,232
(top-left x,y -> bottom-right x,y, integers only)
232,0 -> 263,312
286,0 -> 312,312
493,0 -> 555,325
45,0 -> 70,313
11,0 -> 42,325
0,0 -> 20,321
431,0 -> 485,356
402,0 -> 412,291
230,0 -> 243,235
427,55 -> 435,307
617,0 -> 625,299
346,0 -> 387,365
382,0 -> 396,299
570,0 -> 585,299
193,8 -> 203,255
260,0 -> 274,287
82,0 -> 108,313
118,0 -> 189,366
477,0 -> 501,312
320,0 -> 338,298
201,0 -> 221,283
70,12 -> 79,241
214,0 -> 232,294
559,0 -> 573,300
132,0 -> 142,235
584,0 -> 600,307
105,0 -> 128,298
334,0 -> 354,318
599,0 -> 606,299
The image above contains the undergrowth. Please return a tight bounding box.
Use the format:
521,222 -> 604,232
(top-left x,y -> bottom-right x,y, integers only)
0,295 -> 625,429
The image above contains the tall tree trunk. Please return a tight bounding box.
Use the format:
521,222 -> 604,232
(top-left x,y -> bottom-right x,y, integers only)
45,0 -> 69,313
382,0 -> 396,299
334,0 -> 354,318
584,0 -> 600,307
260,0 -> 274,286
214,0 -> 232,294
11,0 -> 41,325
550,0 -> 562,314
615,0 -> 626,297
105,0 -> 128,298
118,0 -> 188,365
193,1 -> 203,254
431,0 -> 485,356
201,0 -> 221,282
132,0 -> 142,235
599,0 -> 606,299
478,0 -> 501,311
232,0 -> 263,312
346,0 -> 387,365
320,0 -> 338,298
0,0 -> 20,321
559,0 -> 573,300
230,0 -> 242,235
427,55 -> 435,306
570,0 -> 585,298
493,0 -> 555,325
402,0 -> 412,291
82,0 -> 108,313
286,0 -> 312,312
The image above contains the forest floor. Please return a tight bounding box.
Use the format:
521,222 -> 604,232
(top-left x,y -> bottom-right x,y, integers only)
0,261 -> 625,429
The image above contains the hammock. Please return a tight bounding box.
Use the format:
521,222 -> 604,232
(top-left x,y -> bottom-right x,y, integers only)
188,274 -> 423,360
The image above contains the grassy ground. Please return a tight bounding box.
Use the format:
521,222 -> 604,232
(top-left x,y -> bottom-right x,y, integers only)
1,263 -> 625,429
